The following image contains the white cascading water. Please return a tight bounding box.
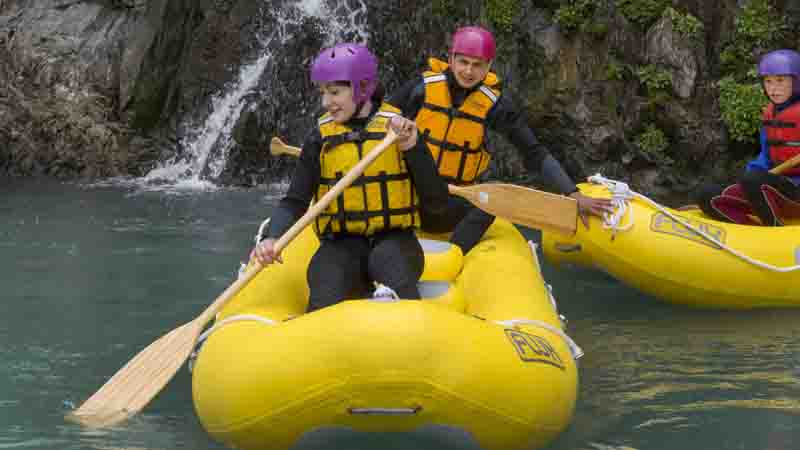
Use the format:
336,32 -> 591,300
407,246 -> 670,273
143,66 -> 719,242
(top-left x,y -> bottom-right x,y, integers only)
141,0 -> 369,191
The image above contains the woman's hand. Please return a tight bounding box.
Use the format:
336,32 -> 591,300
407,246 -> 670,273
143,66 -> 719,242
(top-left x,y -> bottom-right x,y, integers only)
250,238 -> 283,266
569,191 -> 614,229
388,116 -> 418,151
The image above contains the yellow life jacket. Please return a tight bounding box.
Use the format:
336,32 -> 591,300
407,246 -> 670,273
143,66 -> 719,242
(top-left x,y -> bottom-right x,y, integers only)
314,103 -> 420,237
415,57 -> 501,185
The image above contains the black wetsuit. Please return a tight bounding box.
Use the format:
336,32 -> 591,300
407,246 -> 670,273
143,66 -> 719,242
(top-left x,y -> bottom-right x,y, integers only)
266,104 -> 448,311
388,69 -> 579,253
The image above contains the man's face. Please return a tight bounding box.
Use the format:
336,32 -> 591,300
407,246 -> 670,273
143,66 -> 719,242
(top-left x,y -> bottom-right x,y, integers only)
448,53 -> 491,89
764,75 -> 793,104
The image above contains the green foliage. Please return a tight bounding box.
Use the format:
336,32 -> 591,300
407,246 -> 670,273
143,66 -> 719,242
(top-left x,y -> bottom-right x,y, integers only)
635,124 -> 670,156
605,60 -> 625,81
735,0 -> 782,44
616,0 -> 670,28
554,0 -> 598,33
486,0 -> 520,33
636,64 -> 672,94
718,76 -> 766,143
663,7 -> 703,42
720,0 -> 786,76
432,0 -> 457,17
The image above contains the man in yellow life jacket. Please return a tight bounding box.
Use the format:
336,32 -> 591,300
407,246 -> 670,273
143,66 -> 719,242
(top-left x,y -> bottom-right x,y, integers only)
253,43 -> 448,311
389,26 -> 611,253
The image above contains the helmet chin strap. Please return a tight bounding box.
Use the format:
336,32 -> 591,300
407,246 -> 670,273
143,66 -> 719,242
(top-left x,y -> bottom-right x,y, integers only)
355,98 -> 373,118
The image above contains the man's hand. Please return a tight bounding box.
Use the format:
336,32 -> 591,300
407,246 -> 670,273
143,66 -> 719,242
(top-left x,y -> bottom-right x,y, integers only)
569,191 -> 614,229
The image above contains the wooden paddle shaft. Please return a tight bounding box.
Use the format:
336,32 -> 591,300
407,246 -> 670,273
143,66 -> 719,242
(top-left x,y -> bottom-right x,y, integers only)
273,138 -> 800,176
770,153 -> 800,175
68,131 -> 399,428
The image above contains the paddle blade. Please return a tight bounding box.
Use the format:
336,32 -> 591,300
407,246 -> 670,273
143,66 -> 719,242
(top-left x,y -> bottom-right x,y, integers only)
66,321 -> 201,428
450,183 -> 578,235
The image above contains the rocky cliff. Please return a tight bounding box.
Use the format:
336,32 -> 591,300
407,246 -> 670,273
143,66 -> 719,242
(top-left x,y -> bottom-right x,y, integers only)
2,0 -> 799,202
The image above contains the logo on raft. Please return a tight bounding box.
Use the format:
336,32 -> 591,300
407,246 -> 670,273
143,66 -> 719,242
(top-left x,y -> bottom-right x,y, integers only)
650,212 -> 726,249
504,329 -> 565,370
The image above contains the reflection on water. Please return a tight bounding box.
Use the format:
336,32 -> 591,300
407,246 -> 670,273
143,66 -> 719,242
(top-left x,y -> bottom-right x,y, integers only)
543,263 -> 800,450
1,179 -> 799,450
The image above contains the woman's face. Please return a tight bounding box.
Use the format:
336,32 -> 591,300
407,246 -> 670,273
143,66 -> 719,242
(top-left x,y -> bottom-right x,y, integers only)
763,75 -> 793,104
319,82 -> 356,123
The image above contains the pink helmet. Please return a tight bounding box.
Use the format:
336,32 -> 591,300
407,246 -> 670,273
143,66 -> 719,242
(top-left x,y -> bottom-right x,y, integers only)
310,43 -> 378,103
450,26 -> 496,61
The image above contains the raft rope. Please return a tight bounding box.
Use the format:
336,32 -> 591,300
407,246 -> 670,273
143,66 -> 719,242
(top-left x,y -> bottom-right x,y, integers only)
493,241 -> 584,361
496,318 -> 584,360
188,314 -> 276,372
371,282 -> 401,302
588,174 -> 800,272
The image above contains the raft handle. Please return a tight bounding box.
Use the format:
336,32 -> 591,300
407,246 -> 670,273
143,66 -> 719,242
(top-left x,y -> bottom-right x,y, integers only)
554,243 -> 582,253
348,406 -> 422,416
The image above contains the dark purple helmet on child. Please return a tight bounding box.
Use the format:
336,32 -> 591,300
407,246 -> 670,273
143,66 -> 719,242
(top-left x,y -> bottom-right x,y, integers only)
758,49 -> 800,95
310,43 -> 378,103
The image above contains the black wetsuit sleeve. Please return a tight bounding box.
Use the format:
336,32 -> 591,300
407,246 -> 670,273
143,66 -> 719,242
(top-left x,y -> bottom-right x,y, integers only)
403,136 -> 449,215
266,129 -> 322,239
387,77 -> 426,119
487,94 -> 578,195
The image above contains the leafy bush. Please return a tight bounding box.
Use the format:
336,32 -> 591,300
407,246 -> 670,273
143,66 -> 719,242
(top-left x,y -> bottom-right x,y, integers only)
617,0 -> 670,28
720,0 -> 786,76
486,0 -> 520,33
718,76 -> 766,143
635,124 -> 670,155
663,7 -> 703,42
554,0 -> 598,33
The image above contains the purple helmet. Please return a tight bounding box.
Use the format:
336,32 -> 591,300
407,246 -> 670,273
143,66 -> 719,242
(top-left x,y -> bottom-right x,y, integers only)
310,43 -> 378,103
758,49 -> 800,95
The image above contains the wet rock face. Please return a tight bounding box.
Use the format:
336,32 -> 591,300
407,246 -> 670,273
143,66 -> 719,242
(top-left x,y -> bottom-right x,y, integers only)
0,0 -> 191,178
0,0 -> 795,201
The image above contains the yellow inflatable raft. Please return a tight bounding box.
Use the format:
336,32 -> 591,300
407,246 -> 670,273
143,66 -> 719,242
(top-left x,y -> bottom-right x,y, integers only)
191,218 -> 580,450
542,180 -> 800,309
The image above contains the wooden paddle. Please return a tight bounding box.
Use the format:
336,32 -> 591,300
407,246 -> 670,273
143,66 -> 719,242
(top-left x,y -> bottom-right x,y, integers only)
67,130 -> 400,429
770,152 -> 800,175
270,137 -> 578,235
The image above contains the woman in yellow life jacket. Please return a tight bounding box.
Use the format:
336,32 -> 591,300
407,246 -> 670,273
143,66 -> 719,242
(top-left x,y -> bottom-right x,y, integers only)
251,43 -> 448,311
389,26 -> 612,253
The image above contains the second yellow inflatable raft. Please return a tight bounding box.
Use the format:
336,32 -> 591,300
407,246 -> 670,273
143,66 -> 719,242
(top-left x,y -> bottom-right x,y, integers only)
542,179 -> 800,309
191,218 -> 581,450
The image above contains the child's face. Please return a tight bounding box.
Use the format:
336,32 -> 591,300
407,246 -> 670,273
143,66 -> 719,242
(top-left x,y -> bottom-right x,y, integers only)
763,75 -> 793,104
319,82 -> 357,124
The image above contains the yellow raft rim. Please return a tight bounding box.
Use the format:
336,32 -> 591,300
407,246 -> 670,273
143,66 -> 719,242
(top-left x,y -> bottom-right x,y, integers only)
542,181 -> 800,309
191,218 -> 580,450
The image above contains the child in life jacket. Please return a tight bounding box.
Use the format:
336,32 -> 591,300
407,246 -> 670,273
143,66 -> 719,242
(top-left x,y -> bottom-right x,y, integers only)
695,49 -> 800,225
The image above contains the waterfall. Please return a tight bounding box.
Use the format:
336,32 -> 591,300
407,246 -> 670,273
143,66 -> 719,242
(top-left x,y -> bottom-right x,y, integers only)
141,0 -> 369,191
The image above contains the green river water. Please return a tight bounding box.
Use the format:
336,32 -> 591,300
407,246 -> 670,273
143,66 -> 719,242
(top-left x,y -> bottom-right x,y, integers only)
2,178 -> 798,450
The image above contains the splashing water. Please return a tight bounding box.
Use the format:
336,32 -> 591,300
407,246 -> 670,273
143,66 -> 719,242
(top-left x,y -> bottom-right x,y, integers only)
141,0 -> 369,192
